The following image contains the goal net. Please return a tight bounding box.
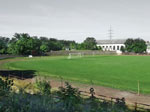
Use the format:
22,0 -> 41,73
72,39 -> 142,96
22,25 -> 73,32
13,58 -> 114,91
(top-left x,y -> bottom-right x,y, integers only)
68,53 -> 83,59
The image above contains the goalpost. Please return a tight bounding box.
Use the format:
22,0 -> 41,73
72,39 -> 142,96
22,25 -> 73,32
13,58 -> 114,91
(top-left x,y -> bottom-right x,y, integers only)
68,53 -> 83,59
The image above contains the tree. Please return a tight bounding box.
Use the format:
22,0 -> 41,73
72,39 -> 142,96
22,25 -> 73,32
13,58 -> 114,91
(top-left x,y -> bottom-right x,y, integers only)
124,38 -> 134,52
40,43 -> 49,53
120,46 -> 125,53
59,40 -> 76,50
0,37 -> 10,54
133,38 -> 147,53
31,36 -> 42,55
124,38 -> 147,53
0,33 -> 103,55
83,37 -> 97,50
0,40 -> 6,54
40,37 -> 49,42
9,33 -> 36,55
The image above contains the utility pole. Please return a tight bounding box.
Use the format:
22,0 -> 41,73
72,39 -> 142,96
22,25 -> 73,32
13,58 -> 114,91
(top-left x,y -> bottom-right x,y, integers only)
108,26 -> 113,41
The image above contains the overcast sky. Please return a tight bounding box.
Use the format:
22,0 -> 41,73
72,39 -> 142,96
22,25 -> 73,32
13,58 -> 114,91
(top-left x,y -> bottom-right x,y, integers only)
0,0 -> 150,42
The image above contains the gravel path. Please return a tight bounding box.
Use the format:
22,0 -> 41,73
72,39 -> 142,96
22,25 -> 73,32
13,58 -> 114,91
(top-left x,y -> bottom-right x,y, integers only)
44,78 -> 150,105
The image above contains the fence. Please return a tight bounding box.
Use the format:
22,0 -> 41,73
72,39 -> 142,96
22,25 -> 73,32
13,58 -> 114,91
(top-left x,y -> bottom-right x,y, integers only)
79,89 -> 150,112
0,55 -> 22,59
0,70 -> 36,80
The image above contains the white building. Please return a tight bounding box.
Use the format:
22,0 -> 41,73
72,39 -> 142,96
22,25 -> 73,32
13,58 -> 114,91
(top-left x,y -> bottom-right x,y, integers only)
146,42 -> 150,54
97,39 -> 150,54
97,39 -> 126,52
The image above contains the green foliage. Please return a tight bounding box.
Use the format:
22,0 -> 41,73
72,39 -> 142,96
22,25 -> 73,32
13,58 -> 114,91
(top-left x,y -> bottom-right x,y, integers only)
120,46 -> 125,52
57,82 -> 82,112
0,33 -> 149,55
35,79 -> 51,95
76,37 -> 101,50
0,37 -> 9,54
40,43 -> 49,53
83,37 -> 97,50
0,33 -> 103,55
0,93 -> 55,112
125,38 -> 147,53
12,33 -> 41,55
0,77 -> 13,96
0,80 -> 132,112
83,97 -> 128,112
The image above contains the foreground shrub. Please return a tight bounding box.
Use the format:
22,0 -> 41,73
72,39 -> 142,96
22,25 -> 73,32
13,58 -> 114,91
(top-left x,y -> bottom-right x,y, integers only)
35,79 -> 51,95
0,79 -> 132,112
0,77 -> 13,96
57,82 -> 82,112
0,93 -> 60,112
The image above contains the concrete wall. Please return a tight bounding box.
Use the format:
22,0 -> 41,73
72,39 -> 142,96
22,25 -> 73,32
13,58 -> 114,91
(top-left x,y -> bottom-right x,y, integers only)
0,55 -> 20,59
47,50 -> 116,56
97,44 -> 125,52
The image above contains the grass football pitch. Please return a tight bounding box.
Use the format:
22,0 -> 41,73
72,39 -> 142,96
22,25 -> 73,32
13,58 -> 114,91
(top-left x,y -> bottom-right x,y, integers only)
3,55 -> 150,94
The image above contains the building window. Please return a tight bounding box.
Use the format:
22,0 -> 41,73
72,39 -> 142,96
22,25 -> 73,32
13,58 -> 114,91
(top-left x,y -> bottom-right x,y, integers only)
117,46 -> 119,50
113,46 -> 115,50
105,46 -> 108,51
109,46 -> 112,51
121,46 -> 124,49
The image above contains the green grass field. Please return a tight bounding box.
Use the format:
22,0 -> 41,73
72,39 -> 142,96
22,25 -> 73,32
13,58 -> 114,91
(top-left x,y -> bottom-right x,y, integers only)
3,55 -> 150,94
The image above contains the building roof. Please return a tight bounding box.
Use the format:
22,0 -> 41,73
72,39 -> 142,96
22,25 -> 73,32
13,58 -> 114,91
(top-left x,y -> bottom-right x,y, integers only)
96,39 -> 126,44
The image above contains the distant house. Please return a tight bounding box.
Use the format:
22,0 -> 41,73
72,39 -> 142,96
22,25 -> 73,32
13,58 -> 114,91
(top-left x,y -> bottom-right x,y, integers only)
96,39 -> 126,52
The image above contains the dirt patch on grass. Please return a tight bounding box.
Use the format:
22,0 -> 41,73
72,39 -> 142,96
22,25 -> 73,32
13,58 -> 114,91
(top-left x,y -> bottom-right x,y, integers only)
0,58 -> 23,69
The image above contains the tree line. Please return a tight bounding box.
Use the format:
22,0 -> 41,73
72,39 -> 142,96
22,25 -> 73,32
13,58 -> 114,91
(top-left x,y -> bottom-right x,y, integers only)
0,33 -> 148,55
121,38 -> 147,53
0,33 -> 100,55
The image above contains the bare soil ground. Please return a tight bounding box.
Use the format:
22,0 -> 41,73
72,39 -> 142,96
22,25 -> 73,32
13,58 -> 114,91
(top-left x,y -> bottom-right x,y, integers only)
39,77 -> 150,105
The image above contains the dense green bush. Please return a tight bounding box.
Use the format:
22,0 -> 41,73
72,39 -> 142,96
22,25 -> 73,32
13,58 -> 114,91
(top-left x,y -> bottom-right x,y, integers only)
0,78 -> 132,112
57,82 -> 82,112
35,79 -> 51,95
124,38 -> 147,53
0,77 -> 13,96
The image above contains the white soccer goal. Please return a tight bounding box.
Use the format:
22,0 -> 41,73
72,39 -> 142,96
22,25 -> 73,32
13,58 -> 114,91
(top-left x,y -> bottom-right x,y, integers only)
68,53 -> 83,59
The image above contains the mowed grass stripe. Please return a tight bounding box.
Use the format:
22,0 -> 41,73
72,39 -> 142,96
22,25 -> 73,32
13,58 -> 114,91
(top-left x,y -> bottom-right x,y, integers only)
3,55 -> 150,94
